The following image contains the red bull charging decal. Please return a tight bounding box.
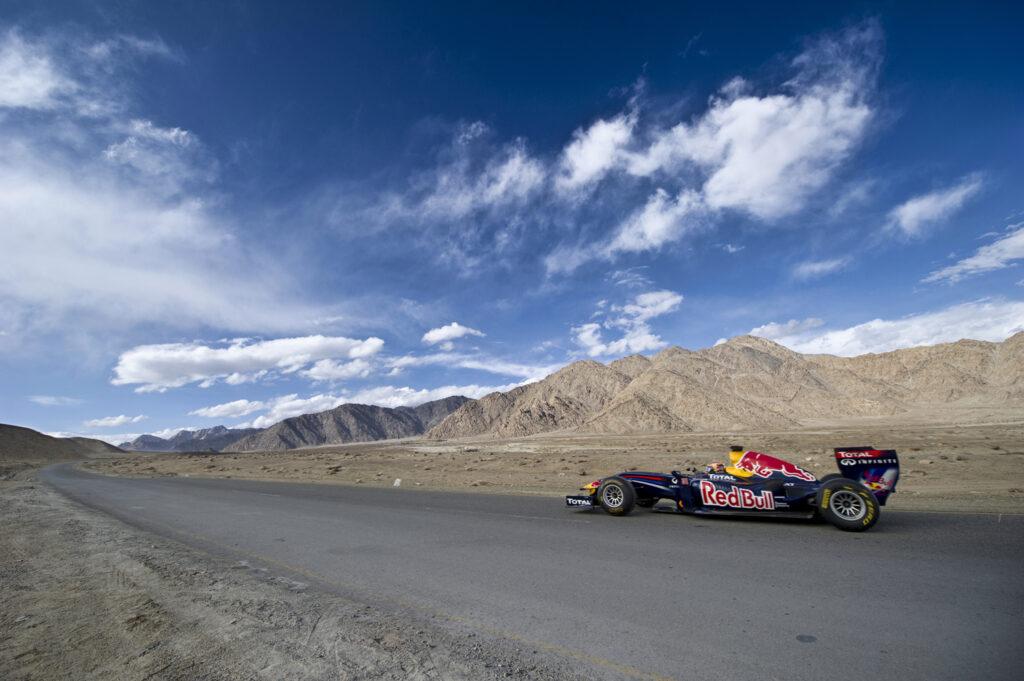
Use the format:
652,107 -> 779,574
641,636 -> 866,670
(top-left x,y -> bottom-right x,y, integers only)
699,481 -> 775,510
734,451 -> 816,481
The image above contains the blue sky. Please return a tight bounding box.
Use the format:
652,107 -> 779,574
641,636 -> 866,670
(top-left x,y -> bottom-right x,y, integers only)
2,1 -> 1022,443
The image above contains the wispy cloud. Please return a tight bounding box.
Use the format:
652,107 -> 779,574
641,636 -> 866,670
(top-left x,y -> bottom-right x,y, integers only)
886,173 -> 984,238
84,414 -> 146,428
923,223 -> 1024,284
333,21 -> 883,279
386,352 -> 559,383
30,395 -> 84,406
749,298 -> 1024,356
0,28 -> 333,349
0,29 -> 77,109
793,257 -> 849,280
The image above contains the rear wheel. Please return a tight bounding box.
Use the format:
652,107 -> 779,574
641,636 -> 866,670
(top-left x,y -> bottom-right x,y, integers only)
817,479 -> 879,531
597,476 -> 636,516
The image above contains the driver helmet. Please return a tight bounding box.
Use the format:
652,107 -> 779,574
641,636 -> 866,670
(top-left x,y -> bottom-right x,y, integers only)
705,462 -> 726,474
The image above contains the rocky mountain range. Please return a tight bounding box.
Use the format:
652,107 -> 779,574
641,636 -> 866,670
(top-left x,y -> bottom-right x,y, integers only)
223,396 -> 471,452
428,332 -> 1024,439
119,426 -> 260,453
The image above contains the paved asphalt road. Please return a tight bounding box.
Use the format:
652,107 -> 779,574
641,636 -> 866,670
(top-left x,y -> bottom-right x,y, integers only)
42,463 -> 1023,681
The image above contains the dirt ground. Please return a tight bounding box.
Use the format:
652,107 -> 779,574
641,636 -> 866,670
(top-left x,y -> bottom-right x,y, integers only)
86,421 -> 1024,513
4,422 -> 1022,680
0,473 -> 588,681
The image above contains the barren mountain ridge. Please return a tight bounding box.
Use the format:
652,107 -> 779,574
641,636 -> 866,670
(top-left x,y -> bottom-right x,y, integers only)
428,333 -> 1024,439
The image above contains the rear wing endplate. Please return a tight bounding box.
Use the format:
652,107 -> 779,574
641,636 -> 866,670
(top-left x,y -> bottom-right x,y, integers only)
834,447 -> 900,505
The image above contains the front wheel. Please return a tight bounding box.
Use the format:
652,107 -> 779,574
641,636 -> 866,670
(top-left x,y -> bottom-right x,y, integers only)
597,476 -> 636,516
817,479 -> 880,531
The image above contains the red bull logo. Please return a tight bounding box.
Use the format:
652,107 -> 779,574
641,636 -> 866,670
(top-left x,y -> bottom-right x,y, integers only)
699,481 -> 775,510
734,451 -> 816,481
861,468 -> 897,492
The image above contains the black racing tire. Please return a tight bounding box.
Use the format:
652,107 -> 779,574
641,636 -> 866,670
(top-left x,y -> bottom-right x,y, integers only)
597,476 -> 636,516
818,473 -> 843,483
817,478 -> 880,531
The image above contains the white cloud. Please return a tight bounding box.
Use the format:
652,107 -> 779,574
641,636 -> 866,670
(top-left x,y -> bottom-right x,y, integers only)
346,383 -> 520,410
886,174 -> 984,238
749,318 -> 826,339
84,414 -> 146,428
609,268 -> 653,288
573,289 -> 683,357
189,399 -> 266,419
923,223 -> 1024,284
750,299 -> 1024,356
555,112 -> 636,194
393,130 -> 545,222
233,384 -> 508,429
29,395 -> 84,406
615,289 -> 685,323
547,21 -> 881,273
422,322 -> 485,349
301,358 -> 373,382
112,335 -> 385,392
573,323 -> 667,358
0,29 -> 76,109
240,393 -> 349,429
793,258 -> 849,280
386,351 -> 559,382
0,29 -> 336,348
604,189 -> 707,257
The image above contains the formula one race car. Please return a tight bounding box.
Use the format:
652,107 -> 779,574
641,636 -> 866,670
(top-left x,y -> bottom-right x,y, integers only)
565,446 -> 900,531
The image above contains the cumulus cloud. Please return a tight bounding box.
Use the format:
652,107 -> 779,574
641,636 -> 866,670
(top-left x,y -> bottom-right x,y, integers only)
573,289 -> 683,357
237,393 -> 349,429
112,335 -> 385,392
923,223 -> 1024,284
547,20 -> 882,273
422,322 -> 485,351
749,299 -> 1024,356
84,414 -> 146,428
886,173 -> 984,238
189,399 -> 265,419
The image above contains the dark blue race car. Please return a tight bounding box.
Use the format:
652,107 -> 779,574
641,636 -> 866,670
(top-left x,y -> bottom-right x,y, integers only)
565,446 -> 900,531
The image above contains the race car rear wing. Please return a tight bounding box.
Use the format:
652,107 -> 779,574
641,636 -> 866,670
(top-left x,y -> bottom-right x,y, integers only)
834,447 -> 900,505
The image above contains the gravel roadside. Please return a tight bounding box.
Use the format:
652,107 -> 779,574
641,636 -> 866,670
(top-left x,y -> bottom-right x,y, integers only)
0,472 -> 587,681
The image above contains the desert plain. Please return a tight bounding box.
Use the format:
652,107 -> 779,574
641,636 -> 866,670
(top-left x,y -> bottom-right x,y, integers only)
3,408 -> 1023,680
